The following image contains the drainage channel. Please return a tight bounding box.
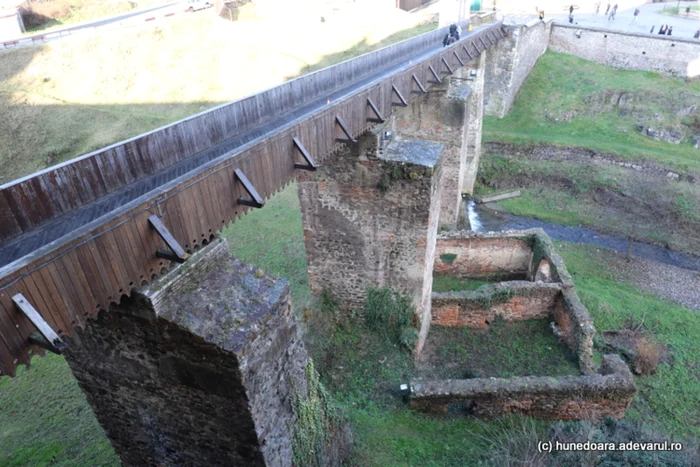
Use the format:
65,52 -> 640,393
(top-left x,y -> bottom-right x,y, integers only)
466,202 -> 700,273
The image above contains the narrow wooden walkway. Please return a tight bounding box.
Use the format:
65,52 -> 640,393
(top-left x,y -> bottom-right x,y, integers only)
0,21 -> 505,376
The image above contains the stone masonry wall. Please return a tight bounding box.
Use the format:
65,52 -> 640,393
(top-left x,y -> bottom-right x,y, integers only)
410,354 -> 636,420
298,138 -> 442,355
549,24 -> 700,78
434,233 -> 533,280
432,282 -> 561,328
63,239 -> 318,467
461,52 -> 486,195
484,19 -> 552,118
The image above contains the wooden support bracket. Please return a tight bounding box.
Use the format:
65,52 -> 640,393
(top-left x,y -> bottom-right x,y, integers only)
293,137 -> 317,171
428,65 -> 441,84
391,84 -> 408,107
366,97 -> 385,123
335,115 -> 357,143
149,214 -> 190,263
441,57 -> 454,75
234,168 -> 265,209
453,50 -> 465,66
12,293 -> 67,354
412,74 -> 427,94
462,44 -> 474,61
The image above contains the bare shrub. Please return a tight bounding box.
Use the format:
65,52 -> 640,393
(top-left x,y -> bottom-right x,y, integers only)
632,337 -> 663,375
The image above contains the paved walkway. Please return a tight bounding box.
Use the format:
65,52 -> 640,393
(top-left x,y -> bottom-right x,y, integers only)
548,1 -> 700,40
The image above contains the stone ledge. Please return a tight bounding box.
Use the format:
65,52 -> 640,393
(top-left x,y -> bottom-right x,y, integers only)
409,354 -> 636,420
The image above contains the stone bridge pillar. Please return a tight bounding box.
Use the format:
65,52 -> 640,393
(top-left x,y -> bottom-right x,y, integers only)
392,58 -> 485,228
462,51 -> 486,196
62,239 -> 317,467
298,137 -> 443,354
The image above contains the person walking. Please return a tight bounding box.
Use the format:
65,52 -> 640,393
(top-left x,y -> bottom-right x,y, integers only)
650,25 -> 654,34
595,1 -> 601,14
608,4 -> 617,21
667,26 -> 673,36
539,10 -> 545,21
658,24 -> 667,35
605,2 -> 610,16
632,8 -> 640,22
569,4 -> 574,15
694,29 -> 700,39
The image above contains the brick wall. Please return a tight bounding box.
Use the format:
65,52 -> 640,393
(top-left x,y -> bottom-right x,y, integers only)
410,354 -> 636,420
432,282 -> 561,328
434,232 -> 533,280
431,229 -> 595,373
549,24 -> 700,78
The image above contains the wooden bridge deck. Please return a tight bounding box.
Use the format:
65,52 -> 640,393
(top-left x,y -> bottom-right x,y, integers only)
0,21 -> 504,376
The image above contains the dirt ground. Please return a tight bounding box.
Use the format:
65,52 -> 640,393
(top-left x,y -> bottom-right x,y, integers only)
590,247 -> 700,311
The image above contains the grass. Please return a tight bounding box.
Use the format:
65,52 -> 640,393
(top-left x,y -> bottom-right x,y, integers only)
23,0 -> 171,33
432,275 -> 494,292
418,320 -> 581,379
556,241 -> 700,440
221,182 -> 311,311
0,354 -> 119,466
482,51 -> 700,174
475,154 -> 700,255
0,10 -> 435,184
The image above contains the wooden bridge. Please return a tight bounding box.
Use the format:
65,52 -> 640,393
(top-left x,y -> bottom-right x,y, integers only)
0,20 -> 505,376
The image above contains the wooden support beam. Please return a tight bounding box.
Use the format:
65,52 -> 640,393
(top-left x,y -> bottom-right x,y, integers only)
428,65 -> 441,84
473,190 -> 521,204
335,115 -> 357,144
148,215 -> 190,263
12,293 -> 67,354
293,137 -> 317,171
479,37 -> 488,49
366,97 -> 385,123
441,57 -> 454,75
234,168 -> 265,209
453,50 -> 465,66
412,74 -> 427,94
391,84 -> 408,107
462,44 -> 474,61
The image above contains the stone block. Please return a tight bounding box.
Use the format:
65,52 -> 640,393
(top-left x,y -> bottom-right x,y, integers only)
63,239 -> 313,467
298,136 -> 443,355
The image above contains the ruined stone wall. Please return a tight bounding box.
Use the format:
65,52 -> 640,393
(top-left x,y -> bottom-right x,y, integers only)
431,229 -> 595,373
484,19 -> 552,118
549,24 -> 700,78
410,354 -> 636,420
434,232 -> 533,280
432,282 -> 561,327
63,239 -> 320,467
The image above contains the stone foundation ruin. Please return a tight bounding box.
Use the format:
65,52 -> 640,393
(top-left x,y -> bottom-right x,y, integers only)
409,229 -> 636,420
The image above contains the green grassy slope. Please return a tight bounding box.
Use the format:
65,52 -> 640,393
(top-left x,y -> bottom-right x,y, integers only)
483,51 -> 700,173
